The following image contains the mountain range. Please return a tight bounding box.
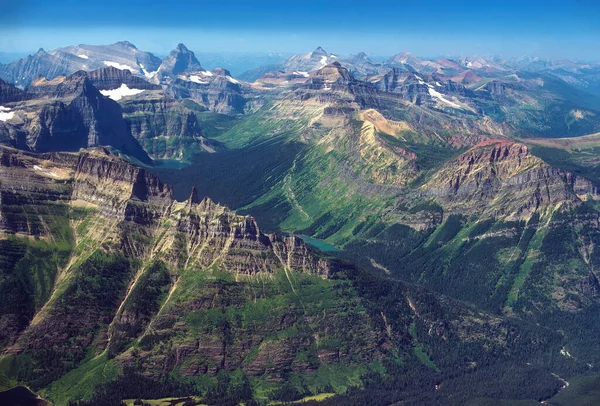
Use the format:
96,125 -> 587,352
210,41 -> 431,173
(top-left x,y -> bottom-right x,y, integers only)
2,41 -> 600,405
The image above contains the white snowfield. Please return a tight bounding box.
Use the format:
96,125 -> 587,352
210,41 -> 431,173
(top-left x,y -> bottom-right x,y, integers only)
139,64 -> 157,80
319,56 -> 328,67
427,86 -> 463,109
199,71 -> 213,77
415,75 -> 426,85
227,76 -> 240,84
0,106 -> 14,122
189,75 -> 209,84
78,54 -> 89,59
100,84 -> 145,101
293,71 -> 310,77
33,165 -> 60,178
103,61 -> 137,71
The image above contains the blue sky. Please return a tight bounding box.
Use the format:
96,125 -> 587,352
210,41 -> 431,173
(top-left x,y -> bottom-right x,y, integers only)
1,0 -> 599,60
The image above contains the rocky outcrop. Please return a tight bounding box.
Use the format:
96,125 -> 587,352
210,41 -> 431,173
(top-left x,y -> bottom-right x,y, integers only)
120,95 -> 205,159
85,67 -> 162,91
294,63 -> 386,111
0,146 -> 328,275
165,68 -> 247,114
425,140 -> 599,219
0,71 -> 151,164
370,69 -> 430,104
157,43 -> 203,80
0,79 -> 26,103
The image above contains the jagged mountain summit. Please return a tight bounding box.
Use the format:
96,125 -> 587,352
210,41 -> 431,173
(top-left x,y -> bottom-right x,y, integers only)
156,43 -> 204,79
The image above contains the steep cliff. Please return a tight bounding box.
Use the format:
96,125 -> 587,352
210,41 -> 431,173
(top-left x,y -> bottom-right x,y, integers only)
165,68 -> 247,114
425,140 -> 599,219
0,71 -> 151,163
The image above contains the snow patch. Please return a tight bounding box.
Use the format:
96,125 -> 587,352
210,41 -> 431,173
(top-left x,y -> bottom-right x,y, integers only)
78,54 -> 89,59
428,88 -> 463,109
319,55 -> 328,67
0,106 -> 14,122
466,61 -> 473,68
227,76 -> 240,84
33,165 -> 59,178
103,61 -> 137,71
140,65 -> 157,80
414,75 -> 425,85
435,81 -> 442,87
199,70 -> 213,77
189,75 -> 209,84
100,84 -> 145,101
293,71 -> 310,77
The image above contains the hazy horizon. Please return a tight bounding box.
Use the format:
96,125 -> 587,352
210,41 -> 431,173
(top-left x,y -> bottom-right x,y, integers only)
1,0 -> 599,61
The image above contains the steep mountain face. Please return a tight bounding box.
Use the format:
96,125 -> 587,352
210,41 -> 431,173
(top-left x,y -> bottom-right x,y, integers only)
120,94 -> 221,160
0,63 -> 237,161
424,140 -> 598,219
0,42 -> 162,87
0,79 -> 26,103
82,67 -> 204,160
369,69 -> 431,104
165,68 -> 247,114
0,71 -> 151,163
157,43 -> 204,80
85,67 -> 162,91
0,146 -> 573,406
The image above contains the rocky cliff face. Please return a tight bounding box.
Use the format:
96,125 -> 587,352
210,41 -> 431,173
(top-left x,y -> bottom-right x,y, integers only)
370,69 -> 430,104
425,140 -> 599,219
0,146 -> 328,382
85,67 -> 162,91
0,146 -> 327,274
0,79 -> 26,103
0,71 -> 151,164
157,43 -> 204,80
120,95 -> 206,159
165,68 -> 247,114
